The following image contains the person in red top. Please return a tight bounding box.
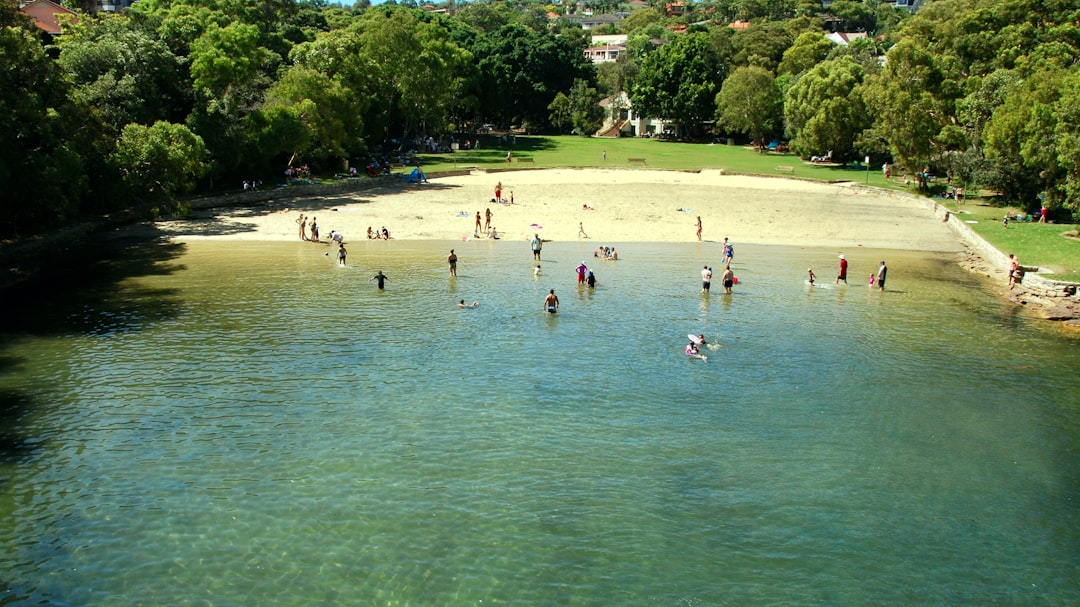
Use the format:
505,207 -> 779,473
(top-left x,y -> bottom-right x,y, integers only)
836,254 -> 848,284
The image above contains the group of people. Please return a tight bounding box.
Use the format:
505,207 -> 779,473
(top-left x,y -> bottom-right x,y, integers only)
820,254 -> 887,290
367,226 -> 391,240
284,165 -> 311,183
593,246 -> 618,260
475,208 -> 500,239
296,214 -> 320,242
701,265 -> 735,294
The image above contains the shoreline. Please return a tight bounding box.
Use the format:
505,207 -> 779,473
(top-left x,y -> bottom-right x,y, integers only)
156,168 -> 1080,327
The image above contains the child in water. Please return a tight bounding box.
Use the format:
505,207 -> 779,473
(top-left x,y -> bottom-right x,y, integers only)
868,273 -> 876,287
808,268 -> 816,285
685,341 -> 707,362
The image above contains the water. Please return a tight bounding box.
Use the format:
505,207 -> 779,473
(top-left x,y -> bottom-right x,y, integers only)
1,237 -> 1078,606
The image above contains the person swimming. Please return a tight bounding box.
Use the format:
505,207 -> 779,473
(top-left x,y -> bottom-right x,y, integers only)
685,341 -> 707,362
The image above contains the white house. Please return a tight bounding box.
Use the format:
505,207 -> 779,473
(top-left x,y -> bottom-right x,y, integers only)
595,92 -> 678,138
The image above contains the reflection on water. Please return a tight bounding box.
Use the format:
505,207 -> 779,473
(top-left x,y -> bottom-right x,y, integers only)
0,239 -> 1078,606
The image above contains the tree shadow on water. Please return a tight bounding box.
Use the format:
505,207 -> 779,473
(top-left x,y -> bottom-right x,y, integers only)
0,225 -> 188,464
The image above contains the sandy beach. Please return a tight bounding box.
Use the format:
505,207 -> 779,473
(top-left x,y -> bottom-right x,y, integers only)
162,169 -> 962,252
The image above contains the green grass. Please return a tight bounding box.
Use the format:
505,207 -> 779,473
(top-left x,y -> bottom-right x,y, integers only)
938,199 -> 1080,280
386,134 -> 1080,279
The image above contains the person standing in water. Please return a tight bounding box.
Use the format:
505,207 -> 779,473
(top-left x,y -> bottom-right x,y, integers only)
877,261 -> 887,291
543,289 -> 559,313
370,271 -> 389,290
701,265 -> 712,293
447,249 -> 458,277
337,243 -> 347,266
531,233 -> 542,261
807,268 -> 816,285
836,254 -> 848,284
586,271 -> 597,288
721,266 -> 734,294
575,261 -> 589,284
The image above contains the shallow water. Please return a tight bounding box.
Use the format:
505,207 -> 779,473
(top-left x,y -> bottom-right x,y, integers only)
1,238 -> 1078,606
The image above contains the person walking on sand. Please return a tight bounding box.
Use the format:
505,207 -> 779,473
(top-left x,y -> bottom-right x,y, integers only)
484,208 -> 492,231
579,222 -> 589,239
448,249 -> 458,277
701,265 -> 712,293
531,233 -> 542,261
877,261 -> 887,291
370,270 -> 389,290
836,254 -> 848,284
695,216 -> 702,241
544,289 -> 559,313
297,214 -> 307,241
337,243 -> 347,266
721,266 -> 734,293
475,211 -> 482,235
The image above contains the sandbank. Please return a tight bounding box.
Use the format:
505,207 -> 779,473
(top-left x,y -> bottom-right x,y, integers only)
160,169 -> 962,252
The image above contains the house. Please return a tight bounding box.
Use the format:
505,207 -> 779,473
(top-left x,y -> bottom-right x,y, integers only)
665,1 -> 687,17
826,31 -> 869,46
585,44 -> 625,63
95,0 -> 135,12
562,13 -> 622,30
728,20 -> 751,31
20,0 -> 78,35
595,92 -> 679,139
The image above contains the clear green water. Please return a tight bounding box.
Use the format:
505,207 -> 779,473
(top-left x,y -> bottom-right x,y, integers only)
1,238 -> 1078,606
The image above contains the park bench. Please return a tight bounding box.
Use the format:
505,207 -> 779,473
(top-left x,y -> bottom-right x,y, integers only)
628,158 -> 647,165
776,165 -> 795,174
517,157 -> 534,163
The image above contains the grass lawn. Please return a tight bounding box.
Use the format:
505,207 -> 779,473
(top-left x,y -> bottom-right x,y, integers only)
939,198 -> 1080,281
370,134 -> 1080,280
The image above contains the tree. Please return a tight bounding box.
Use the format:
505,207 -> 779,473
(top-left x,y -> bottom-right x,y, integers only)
630,31 -> 727,137
0,6 -> 86,237
777,31 -> 832,77
548,92 -> 572,133
859,39 -> 961,185
111,121 -> 209,200
56,14 -> 189,136
716,66 -> 782,149
731,20 -> 794,72
350,7 -> 474,139
568,78 -> 605,136
472,24 -> 596,130
252,66 -> 366,165
785,56 -> 871,160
